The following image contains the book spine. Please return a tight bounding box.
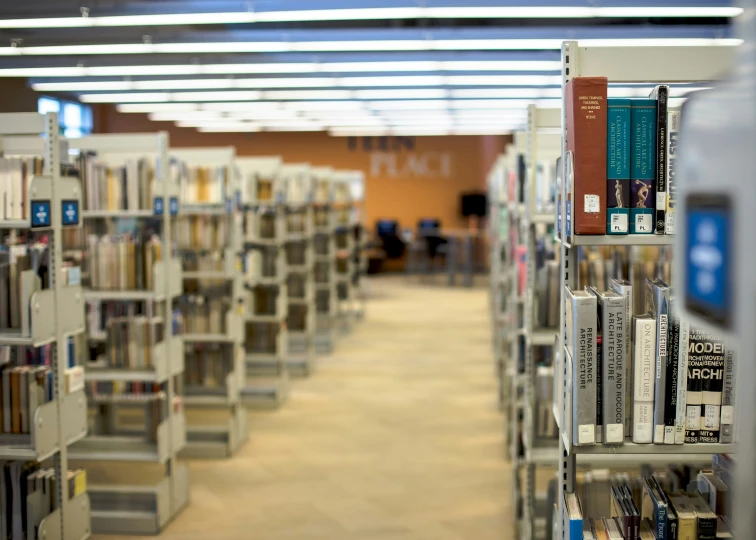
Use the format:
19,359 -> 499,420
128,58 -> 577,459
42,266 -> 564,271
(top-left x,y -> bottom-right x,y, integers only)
606,99 -> 631,234
720,346 -> 736,443
632,317 -> 656,443
571,294 -> 597,445
653,289 -> 669,444
665,107 -> 681,234
653,86 -> 669,234
566,77 -> 608,235
675,319 -> 690,444
630,100 -> 657,234
602,297 -> 625,444
595,334 -> 602,444
699,333 -> 725,443
685,328 -> 705,443
664,299 -> 679,444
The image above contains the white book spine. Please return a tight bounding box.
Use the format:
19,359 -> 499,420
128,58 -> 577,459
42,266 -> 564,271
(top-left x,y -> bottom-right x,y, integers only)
665,107 -> 681,234
675,319 -> 690,444
632,317 -> 656,443
720,347 -> 736,443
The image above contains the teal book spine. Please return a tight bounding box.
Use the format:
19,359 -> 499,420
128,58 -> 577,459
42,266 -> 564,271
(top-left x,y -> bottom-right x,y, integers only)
606,98 -> 631,234
630,99 -> 657,234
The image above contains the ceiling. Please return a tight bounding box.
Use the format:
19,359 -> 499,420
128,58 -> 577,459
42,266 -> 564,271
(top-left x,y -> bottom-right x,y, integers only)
0,1 -> 740,135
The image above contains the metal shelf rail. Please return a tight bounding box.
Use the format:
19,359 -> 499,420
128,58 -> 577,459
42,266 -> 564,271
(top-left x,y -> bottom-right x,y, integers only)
0,111 -> 91,540
554,41 -> 736,540
171,146 -> 248,459
66,133 -> 188,535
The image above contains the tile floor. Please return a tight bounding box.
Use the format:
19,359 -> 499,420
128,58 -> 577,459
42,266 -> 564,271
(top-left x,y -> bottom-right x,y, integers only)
98,277 -> 512,539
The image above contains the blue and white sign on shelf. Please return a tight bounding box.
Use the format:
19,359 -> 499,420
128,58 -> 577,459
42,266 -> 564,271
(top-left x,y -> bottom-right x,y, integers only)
169,197 -> 179,216
153,197 -> 164,216
31,200 -> 51,228
62,200 -> 79,226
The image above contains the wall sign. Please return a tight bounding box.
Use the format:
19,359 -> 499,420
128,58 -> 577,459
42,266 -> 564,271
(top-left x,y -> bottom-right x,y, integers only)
369,151 -> 452,179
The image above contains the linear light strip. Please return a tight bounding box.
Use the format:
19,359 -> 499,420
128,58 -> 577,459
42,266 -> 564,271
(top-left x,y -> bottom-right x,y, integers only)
0,38 -> 741,56
0,6 -> 742,29
0,60 -> 564,78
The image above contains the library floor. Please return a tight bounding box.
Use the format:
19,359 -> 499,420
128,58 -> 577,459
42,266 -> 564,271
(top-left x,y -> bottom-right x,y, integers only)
100,277 -> 512,540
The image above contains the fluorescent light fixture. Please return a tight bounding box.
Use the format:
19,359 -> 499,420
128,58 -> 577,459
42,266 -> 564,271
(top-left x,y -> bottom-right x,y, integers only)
81,91 -> 263,103
197,125 -> 261,133
262,90 -> 355,100
148,111 -> 222,122
0,6 -> 741,29
117,103 -> 199,113
0,38 -> 741,56
0,60 -> 562,78
353,89 -> 449,100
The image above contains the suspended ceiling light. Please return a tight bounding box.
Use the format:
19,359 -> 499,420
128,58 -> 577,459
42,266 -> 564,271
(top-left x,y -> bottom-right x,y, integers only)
0,6 -> 741,29
0,60 -> 563,78
0,38 -> 741,56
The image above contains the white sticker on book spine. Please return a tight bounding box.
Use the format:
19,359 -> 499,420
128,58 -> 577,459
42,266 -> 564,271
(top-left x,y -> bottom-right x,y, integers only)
665,214 -> 675,234
606,424 -> 624,443
610,213 -> 628,233
720,405 -> 735,424
635,214 -> 653,233
584,195 -> 600,213
578,424 -> 595,444
664,426 -> 675,444
703,405 -> 721,429
686,406 -> 701,429
634,423 -> 652,443
656,192 -> 667,208
654,425 -> 664,443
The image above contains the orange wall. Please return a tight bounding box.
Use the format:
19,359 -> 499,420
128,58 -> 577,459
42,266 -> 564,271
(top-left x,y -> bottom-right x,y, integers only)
96,105 -> 510,231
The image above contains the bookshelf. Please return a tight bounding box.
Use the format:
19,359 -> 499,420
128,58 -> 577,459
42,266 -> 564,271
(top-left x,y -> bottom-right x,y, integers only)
349,170 -> 368,322
170,147 -> 248,459
280,163 -> 317,376
311,166 -> 337,354
554,41 -> 737,540
332,171 -> 357,336
65,133 -> 188,535
0,111 -> 91,540
237,156 -> 290,407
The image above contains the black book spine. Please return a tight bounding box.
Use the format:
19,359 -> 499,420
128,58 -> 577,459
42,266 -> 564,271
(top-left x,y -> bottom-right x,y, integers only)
654,85 -> 669,234
664,300 -> 680,444
596,335 -> 603,444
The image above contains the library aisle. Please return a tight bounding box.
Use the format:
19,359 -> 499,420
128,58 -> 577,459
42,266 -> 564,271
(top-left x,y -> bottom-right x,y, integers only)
97,277 -> 511,540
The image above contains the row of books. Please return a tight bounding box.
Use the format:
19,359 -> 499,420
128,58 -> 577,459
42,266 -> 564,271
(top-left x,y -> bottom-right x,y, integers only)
93,316 -> 165,370
180,296 -> 229,335
179,166 -> 227,205
0,463 -> 86,540
244,211 -> 279,241
0,365 -> 53,434
245,323 -> 282,354
563,465 -> 733,539
285,243 -> 308,267
86,233 -> 163,291
185,349 -> 229,388
87,381 -> 164,402
565,278 -> 733,446
0,157 -> 42,221
0,244 -> 46,331
565,78 -> 677,236
176,216 -> 229,251
247,287 -> 282,317
79,155 -> 154,212
287,305 -> 308,332
287,274 -> 307,299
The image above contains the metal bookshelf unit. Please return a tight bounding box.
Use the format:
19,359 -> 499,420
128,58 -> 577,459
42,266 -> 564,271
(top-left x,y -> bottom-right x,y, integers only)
171,147 -> 248,459
311,167 -> 338,354
66,133 -> 188,535
237,157 -> 290,407
0,111 -> 91,540
332,171 -> 356,336
349,171 -> 368,322
281,163 -> 317,376
553,41 -> 736,540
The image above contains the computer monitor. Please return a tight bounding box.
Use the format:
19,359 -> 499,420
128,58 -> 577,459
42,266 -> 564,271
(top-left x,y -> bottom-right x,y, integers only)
417,218 -> 441,235
460,192 -> 488,218
376,219 -> 398,237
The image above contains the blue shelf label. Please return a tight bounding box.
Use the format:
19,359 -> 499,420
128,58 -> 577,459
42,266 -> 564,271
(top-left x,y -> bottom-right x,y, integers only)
235,190 -> 242,209
61,200 -> 79,226
31,200 -> 51,228
169,197 -> 179,216
153,197 -> 164,216
685,196 -> 731,327
226,197 -> 232,213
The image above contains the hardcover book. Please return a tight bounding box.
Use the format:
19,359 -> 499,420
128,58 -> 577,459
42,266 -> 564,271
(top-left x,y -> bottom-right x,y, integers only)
649,85 -> 669,234
630,99 -> 657,234
566,286 -> 598,446
646,278 -> 670,444
675,319 -> 690,444
665,107 -> 682,234
610,279 -> 633,437
664,297 -> 680,444
606,99 -> 631,234
566,77 -> 608,235
684,328 -> 725,443
632,315 -> 656,443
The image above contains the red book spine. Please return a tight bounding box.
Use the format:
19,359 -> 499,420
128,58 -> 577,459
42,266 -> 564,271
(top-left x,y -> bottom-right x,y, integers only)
566,76 -> 609,235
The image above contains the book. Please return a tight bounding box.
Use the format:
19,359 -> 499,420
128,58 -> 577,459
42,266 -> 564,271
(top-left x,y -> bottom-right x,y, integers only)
642,476 -> 668,540
588,287 -> 626,445
632,314 -> 656,443
675,318 -> 690,444
639,519 -> 656,540
606,98 -> 632,235
603,518 -> 623,540
663,297 -> 680,444
665,107 -> 681,234
565,491 -> 584,540
566,286 -> 598,446
719,346 -> 736,443
610,279 -> 633,438
566,76 -> 608,235
649,85 -> 669,234
697,470 -> 728,517
630,99 -> 657,234
688,493 -> 717,540
684,328 -> 725,443
610,486 -> 633,539
646,278 -> 670,444
669,492 -> 697,540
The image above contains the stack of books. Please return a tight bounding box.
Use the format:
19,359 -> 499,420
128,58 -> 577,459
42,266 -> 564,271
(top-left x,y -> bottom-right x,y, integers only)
176,216 -> 228,251
79,154 -> 154,212
180,295 -> 228,335
565,277 -> 734,447
94,316 -> 165,370
564,78 -> 680,237
0,157 -> 43,221
86,233 -> 162,291
0,463 -> 87,540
